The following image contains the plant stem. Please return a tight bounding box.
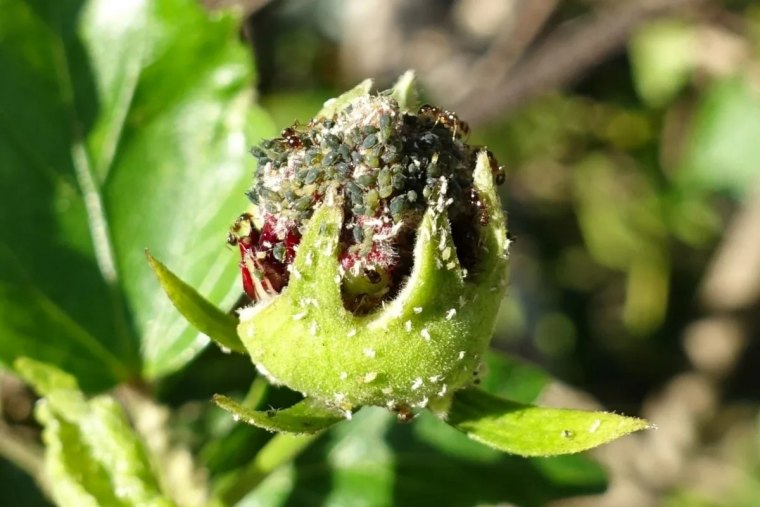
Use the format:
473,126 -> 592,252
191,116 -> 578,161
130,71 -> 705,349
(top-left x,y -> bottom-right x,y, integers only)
214,432 -> 318,506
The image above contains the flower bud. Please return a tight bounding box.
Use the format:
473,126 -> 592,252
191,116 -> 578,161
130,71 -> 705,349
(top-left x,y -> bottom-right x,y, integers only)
233,75 -> 509,416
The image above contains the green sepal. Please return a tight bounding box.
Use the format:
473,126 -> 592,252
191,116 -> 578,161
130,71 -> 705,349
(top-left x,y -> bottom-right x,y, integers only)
448,388 -> 652,457
316,79 -> 373,119
146,252 -> 244,354
212,395 -> 345,434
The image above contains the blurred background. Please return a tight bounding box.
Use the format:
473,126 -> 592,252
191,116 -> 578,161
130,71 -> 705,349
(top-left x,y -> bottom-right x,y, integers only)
2,0 -> 760,506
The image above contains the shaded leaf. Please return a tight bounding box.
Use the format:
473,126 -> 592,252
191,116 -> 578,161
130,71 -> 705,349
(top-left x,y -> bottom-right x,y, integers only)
0,0 -> 273,387
15,358 -> 175,507
680,78 -> 760,198
243,407 -> 607,507
147,252 -> 244,354
213,395 -> 345,434
448,388 -> 651,457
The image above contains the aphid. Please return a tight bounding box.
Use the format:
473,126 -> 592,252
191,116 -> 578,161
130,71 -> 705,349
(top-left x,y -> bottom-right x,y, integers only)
281,126 -> 303,149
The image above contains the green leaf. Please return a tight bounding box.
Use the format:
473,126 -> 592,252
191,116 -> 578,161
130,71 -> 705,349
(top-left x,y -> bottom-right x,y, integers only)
481,350 -> 550,404
243,407 -> 606,507
0,0 -> 274,389
679,78 -> 760,198
213,395 -> 346,434
448,388 -> 651,457
315,78 -> 373,119
146,252 -> 244,354
629,19 -> 696,107
15,358 -> 175,507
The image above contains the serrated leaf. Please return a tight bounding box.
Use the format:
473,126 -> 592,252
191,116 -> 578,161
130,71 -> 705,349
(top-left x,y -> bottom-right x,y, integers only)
316,78 -> 373,119
15,358 -> 175,507
0,0 -> 274,388
213,395 -> 345,434
448,388 -> 651,457
146,252 -> 244,354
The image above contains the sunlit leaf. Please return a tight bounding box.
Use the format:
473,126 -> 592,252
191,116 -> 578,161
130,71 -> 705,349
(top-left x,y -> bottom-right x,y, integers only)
0,0 -> 274,388
15,358 -> 175,507
316,78 -> 373,119
448,388 -> 651,457
213,395 -> 346,434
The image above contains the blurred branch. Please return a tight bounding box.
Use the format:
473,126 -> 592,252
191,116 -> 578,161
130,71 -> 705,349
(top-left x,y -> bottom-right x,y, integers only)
455,0 -> 707,125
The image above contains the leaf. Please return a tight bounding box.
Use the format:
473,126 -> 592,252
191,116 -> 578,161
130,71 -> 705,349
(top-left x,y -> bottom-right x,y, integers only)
213,395 -> 346,435
242,407 -> 607,507
15,358 -> 175,507
146,252 -> 244,354
447,388 -> 651,457
316,78 -> 373,119
679,78 -> 760,199
629,19 -> 696,107
0,0 -> 274,389
481,350 -> 550,404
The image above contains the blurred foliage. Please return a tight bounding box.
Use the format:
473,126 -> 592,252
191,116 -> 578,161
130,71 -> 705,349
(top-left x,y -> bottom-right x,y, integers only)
2,0 -> 760,505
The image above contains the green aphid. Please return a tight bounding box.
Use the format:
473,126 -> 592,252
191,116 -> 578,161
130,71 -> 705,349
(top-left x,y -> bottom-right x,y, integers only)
272,243 -> 286,262
356,172 -> 376,189
365,189 -> 380,211
389,195 -> 407,217
392,173 -> 406,190
295,196 -> 313,211
362,134 -> 379,149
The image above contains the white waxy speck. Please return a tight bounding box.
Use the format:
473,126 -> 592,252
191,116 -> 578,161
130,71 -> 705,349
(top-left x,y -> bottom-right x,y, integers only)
363,372 -> 377,383
363,348 -> 376,358
413,307 -> 423,314
344,410 -> 353,420
411,378 -> 423,390
381,387 -> 393,395
339,371 -> 348,380
305,251 -> 313,265
589,419 -> 601,433
347,328 -> 357,338
429,375 -> 441,383
292,311 -> 307,321
310,321 -> 318,336
232,414 -> 240,422
291,267 -> 302,279
334,274 -> 342,284
438,384 -> 448,397
405,320 -> 412,332
446,308 -> 457,320
421,328 -> 431,341
458,350 -> 466,360
442,246 -> 452,260
417,396 -> 429,408
334,392 -> 346,403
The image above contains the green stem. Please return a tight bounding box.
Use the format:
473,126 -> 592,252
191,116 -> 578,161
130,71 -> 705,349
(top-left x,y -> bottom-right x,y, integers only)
213,432 -> 318,506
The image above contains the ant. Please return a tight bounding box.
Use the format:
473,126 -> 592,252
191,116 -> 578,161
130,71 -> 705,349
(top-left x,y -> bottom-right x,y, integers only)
281,126 -> 303,149
418,104 -> 470,140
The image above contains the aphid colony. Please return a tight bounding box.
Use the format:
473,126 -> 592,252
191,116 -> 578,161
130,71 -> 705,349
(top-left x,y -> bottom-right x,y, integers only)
229,94 -> 505,312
